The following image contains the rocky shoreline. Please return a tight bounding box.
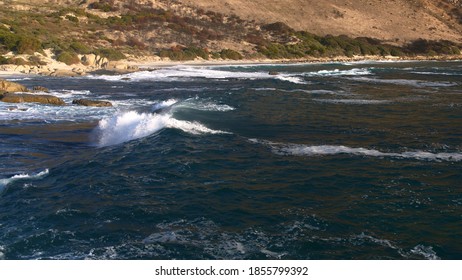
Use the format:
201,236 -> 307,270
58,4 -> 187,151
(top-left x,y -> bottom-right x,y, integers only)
1,53 -> 461,107
0,79 -> 112,107
1,52 -> 462,77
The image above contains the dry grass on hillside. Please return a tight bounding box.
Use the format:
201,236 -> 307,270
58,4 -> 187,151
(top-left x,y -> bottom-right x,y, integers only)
181,0 -> 462,44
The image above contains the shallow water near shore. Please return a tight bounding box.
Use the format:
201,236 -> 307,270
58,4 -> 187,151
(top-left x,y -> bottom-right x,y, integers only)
0,61 -> 461,259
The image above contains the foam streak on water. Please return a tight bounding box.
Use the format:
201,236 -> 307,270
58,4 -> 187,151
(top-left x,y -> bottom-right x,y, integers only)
251,139 -> 462,162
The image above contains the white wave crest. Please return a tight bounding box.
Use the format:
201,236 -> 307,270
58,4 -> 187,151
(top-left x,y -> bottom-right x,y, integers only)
166,118 -> 229,135
88,66 -> 308,84
178,100 -> 235,112
276,75 -> 307,84
250,139 -> 462,162
95,111 -> 229,147
152,99 -> 178,112
307,68 -> 372,77
0,169 -> 49,191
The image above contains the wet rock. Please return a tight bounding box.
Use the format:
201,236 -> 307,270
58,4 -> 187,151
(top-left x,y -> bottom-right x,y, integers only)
32,86 -> 50,93
72,99 -> 112,107
0,79 -> 29,92
0,92 -> 65,105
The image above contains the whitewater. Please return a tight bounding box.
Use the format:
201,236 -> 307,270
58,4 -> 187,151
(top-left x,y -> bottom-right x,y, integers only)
0,61 -> 461,260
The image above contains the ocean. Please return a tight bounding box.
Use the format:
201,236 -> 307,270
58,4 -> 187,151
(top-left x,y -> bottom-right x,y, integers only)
0,61 -> 461,260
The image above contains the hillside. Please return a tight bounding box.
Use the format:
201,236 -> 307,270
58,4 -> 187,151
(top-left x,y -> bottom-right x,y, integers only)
181,0 -> 462,44
1,0 -> 462,73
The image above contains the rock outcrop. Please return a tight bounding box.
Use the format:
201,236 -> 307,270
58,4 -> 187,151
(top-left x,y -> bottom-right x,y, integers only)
0,92 -> 65,105
81,54 -> 109,68
32,86 -> 50,93
0,79 -> 29,92
72,99 -> 113,107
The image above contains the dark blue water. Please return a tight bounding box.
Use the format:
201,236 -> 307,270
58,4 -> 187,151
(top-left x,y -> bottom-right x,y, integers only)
1,61 -> 461,259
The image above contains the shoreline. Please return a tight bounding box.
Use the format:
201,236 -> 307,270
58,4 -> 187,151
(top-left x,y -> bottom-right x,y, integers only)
1,54 -> 461,77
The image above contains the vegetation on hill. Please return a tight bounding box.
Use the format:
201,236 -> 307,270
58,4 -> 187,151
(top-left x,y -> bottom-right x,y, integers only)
0,0 -> 461,65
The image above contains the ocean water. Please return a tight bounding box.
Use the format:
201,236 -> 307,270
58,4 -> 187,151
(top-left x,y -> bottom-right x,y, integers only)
0,61 -> 461,260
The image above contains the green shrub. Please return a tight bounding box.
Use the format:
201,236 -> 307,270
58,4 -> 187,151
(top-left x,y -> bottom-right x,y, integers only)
16,36 -> 42,54
57,51 -> 80,65
28,55 -> 47,65
220,49 -> 243,60
95,48 -> 126,60
390,48 -> 405,57
450,46 -> 460,55
0,56 -> 8,64
5,57 -> 28,65
70,41 -> 91,54
0,29 -> 18,51
66,15 -> 79,23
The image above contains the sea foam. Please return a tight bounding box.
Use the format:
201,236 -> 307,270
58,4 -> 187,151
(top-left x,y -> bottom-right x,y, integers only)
313,98 -> 390,105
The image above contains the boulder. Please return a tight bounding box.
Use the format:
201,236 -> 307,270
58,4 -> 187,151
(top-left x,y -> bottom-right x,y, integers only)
81,54 -> 97,66
106,61 -> 128,70
50,69 -> 79,77
0,92 -> 65,105
96,56 -> 109,68
72,99 -> 112,107
32,86 -> 50,93
0,79 -> 29,92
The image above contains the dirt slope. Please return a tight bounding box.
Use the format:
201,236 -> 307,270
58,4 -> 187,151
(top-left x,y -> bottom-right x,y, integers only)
180,0 -> 462,44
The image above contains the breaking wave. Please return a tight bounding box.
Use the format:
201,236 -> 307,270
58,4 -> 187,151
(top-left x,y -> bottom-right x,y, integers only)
306,68 -> 372,77
95,110 -> 229,147
152,99 -> 178,112
87,66 -> 310,84
0,169 -> 49,192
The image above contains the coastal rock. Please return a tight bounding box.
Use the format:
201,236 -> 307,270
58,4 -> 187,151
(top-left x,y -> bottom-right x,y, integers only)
96,56 -> 109,68
72,99 -> 113,107
32,86 -> 50,93
50,69 -> 80,77
106,61 -> 128,70
81,54 -> 97,66
0,79 -> 29,92
0,92 -> 65,105
72,67 -> 86,75
104,61 -> 139,73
